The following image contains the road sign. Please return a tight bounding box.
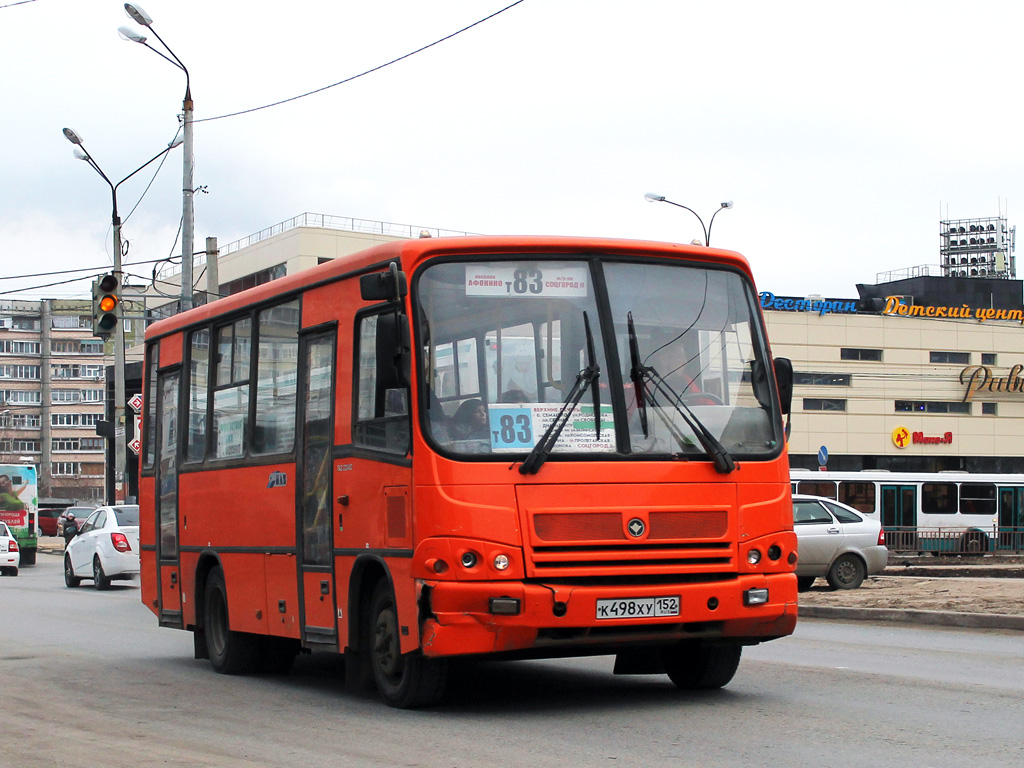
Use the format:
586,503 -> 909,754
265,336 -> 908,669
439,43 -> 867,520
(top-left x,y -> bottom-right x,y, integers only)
128,393 -> 143,413
817,445 -> 828,466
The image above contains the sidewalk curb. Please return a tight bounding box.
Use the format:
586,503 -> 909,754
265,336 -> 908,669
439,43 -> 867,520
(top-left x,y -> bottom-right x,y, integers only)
800,605 -> 1024,631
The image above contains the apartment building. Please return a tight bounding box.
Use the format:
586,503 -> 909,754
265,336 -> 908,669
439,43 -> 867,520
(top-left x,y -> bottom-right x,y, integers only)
0,299 -> 107,503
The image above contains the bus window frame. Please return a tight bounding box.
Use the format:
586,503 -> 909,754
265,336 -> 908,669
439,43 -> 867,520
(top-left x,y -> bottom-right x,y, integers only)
351,304 -> 412,459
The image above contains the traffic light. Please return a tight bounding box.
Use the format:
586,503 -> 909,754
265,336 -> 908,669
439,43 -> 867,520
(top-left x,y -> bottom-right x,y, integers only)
92,273 -> 120,339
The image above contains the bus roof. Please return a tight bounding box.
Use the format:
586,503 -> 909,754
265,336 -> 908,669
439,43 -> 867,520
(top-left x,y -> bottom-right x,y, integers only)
145,234 -> 752,341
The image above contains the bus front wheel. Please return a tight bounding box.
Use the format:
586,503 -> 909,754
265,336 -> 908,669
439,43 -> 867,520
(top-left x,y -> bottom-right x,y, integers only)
204,568 -> 260,675
662,642 -> 742,689
367,580 -> 447,708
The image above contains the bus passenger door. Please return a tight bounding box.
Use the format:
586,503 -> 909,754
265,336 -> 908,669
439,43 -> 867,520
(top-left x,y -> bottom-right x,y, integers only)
881,484 -> 916,550
155,369 -> 183,627
297,331 -> 338,648
998,487 -> 1024,551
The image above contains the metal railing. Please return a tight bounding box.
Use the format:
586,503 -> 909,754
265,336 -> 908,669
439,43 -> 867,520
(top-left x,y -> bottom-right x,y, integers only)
160,213 -> 479,278
884,526 -> 1024,554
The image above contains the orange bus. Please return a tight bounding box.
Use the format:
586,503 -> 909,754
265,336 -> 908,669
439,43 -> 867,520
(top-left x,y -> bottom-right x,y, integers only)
140,235 -> 797,707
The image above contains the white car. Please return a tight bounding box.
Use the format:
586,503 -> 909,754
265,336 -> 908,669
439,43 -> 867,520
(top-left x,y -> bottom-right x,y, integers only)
793,495 -> 888,591
0,522 -> 20,576
64,505 -> 140,590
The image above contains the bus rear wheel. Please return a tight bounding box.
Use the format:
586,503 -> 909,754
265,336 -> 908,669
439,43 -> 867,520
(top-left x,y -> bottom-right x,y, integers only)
662,642 -> 742,690
204,568 -> 260,675
367,580 -> 447,708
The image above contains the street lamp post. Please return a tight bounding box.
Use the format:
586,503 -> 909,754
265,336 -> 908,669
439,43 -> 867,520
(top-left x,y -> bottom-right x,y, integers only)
62,127 -> 182,504
644,193 -> 734,246
119,2 -> 195,312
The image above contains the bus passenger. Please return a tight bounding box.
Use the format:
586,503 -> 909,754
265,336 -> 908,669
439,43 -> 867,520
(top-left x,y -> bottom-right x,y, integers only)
452,399 -> 489,440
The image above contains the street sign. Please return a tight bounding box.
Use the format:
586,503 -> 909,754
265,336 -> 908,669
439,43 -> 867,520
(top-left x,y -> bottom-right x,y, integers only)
128,393 -> 143,413
817,445 -> 828,467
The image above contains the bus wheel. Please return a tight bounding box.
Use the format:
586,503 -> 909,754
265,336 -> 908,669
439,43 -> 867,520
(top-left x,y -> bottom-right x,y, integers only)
368,580 -> 447,708
22,548 -> 35,566
796,576 -> 815,592
204,568 -> 260,675
662,642 -> 742,690
827,554 -> 865,590
64,556 -> 81,588
959,532 -> 988,554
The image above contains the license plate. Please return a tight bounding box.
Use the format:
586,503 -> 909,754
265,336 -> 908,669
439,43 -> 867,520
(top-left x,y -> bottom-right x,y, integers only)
596,596 -> 680,620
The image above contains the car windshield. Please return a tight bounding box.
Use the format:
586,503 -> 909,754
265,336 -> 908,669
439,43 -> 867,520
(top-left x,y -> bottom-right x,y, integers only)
416,256 -> 782,463
113,506 -> 140,526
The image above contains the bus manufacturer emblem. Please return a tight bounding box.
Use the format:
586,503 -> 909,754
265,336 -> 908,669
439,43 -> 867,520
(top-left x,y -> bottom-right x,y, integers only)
627,518 -> 646,538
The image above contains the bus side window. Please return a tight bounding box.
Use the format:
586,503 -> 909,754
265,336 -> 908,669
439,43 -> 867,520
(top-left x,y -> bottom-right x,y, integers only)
354,312 -> 410,455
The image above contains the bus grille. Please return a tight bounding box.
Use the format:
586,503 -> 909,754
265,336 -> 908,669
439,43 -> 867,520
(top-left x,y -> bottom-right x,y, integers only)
526,510 -> 734,578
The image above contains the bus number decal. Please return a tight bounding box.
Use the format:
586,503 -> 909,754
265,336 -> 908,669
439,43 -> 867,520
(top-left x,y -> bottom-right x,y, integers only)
465,265 -> 589,298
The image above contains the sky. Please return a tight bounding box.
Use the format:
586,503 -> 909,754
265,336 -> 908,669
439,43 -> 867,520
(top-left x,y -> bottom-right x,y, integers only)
2,0 -> 1023,303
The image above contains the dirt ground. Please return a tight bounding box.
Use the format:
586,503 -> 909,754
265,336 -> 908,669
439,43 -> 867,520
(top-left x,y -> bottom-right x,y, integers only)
798,575 -> 1024,616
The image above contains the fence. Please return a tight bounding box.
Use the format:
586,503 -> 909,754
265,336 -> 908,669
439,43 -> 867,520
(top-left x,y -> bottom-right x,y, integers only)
884,526 -> 1024,555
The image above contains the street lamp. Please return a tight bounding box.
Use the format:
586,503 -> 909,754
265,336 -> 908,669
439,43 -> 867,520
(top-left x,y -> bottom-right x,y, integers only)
62,127 -> 183,504
644,193 -> 734,246
119,2 -> 196,312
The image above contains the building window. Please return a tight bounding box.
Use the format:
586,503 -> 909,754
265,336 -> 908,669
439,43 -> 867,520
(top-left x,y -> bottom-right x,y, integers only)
52,390 -> 81,403
982,353 -> 997,366
840,348 -> 882,362
11,317 -> 40,331
52,462 -> 80,477
2,389 -> 41,404
803,398 -> 847,411
80,437 -> 104,451
982,402 -> 997,415
793,372 -> 852,386
895,400 -> 971,414
52,438 -> 80,452
51,315 -> 90,329
0,340 -> 40,355
82,390 -> 104,403
930,351 -> 970,365
0,365 -> 41,380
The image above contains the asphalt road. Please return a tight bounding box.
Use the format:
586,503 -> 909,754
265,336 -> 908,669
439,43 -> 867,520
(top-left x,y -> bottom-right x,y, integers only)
2,556 -> 1022,768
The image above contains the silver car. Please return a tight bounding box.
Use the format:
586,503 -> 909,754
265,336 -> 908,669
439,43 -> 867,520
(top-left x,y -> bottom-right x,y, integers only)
793,495 -> 888,591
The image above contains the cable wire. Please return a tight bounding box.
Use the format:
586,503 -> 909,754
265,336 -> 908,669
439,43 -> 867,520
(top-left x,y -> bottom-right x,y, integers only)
197,0 -> 526,124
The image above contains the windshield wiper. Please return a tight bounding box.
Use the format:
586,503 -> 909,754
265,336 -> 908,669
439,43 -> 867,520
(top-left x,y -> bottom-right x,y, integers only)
627,318 -> 735,474
627,312 -> 649,438
519,312 -> 600,475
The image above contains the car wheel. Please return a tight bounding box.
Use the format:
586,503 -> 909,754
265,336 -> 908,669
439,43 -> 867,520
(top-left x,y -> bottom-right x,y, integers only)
204,567 -> 260,675
93,557 -> 111,590
826,554 -> 866,590
367,580 -> 447,708
796,576 -> 815,592
64,556 -> 81,588
662,642 -> 742,690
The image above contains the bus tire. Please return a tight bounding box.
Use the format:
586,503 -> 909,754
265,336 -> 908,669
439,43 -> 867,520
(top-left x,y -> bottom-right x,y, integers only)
367,580 -> 447,708
22,548 -> 35,566
959,532 -> 988,554
204,568 -> 260,675
662,642 -> 742,690
796,576 -> 815,592
93,557 -> 111,590
826,554 -> 865,590
64,555 -> 81,588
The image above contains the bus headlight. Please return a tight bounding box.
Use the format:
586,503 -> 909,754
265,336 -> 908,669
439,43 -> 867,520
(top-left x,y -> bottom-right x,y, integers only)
747,548 -> 762,565
493,553 -> 510,571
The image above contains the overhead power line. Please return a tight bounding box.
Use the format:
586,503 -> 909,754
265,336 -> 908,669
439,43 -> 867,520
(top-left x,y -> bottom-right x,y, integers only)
198,0 -> 526,124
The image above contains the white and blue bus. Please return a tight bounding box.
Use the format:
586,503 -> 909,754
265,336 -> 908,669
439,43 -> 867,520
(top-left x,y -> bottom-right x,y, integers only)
791,469 -> 1024,554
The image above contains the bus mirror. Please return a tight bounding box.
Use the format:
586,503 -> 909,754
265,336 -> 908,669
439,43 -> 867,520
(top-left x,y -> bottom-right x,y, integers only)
360,263 -> 408,302
774,357 -> 793,414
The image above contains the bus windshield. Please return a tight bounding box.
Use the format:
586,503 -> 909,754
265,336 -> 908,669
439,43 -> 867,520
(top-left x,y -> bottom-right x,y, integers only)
417,257 -> 781,461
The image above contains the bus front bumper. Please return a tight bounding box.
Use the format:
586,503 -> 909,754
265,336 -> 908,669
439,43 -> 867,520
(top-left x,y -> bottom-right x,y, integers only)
419,573 -> 797,658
